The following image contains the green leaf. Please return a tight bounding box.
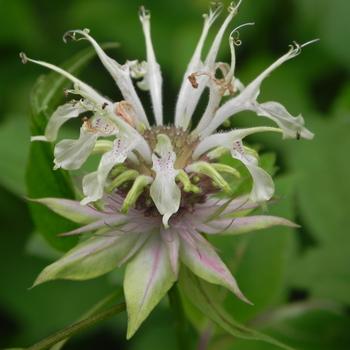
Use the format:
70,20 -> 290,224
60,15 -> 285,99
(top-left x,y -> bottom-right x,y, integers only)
50,290 -> 123,350
178,267 -> 294,350
290,245 -> 350,305
228,303 -> 350,350
26,43 -> 118,252
0,115 -> 30,195
287,118 -> 350,245
25,302 -> 125,350
211,175 -> 297,322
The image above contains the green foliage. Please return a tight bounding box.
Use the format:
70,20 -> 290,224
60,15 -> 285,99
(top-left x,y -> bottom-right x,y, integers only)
178,268 -> 294,350
287,118 -> 350,305
0,116 -> 30,195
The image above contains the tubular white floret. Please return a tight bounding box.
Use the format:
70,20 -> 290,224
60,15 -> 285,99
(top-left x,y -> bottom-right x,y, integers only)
176,2 -> 241,130
174,3 -> 222,128
20,52 -> 152,164
63,29 -> 150,128
193,21 -> 254,135
202,40 -> 318,137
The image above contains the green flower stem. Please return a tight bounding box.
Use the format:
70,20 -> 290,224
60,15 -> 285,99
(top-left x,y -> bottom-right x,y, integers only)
168,284 -> 190,350
26,302 -> 126,350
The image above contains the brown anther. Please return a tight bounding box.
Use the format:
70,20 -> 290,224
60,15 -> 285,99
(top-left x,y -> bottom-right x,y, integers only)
82,117 -> 94,132
102,102 -> 108,110
189,70 -> 236,97
115,101 -> 135,127
188,73 -> 199,89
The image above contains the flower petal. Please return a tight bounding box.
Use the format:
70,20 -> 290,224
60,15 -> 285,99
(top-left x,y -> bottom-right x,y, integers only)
124,233 -> 176,339
60,214 -> 126,236
231,140 -> 275,202
30,197 -> 109,224
53,127 -> 98,170
33,231 -> 142,286
256,101 -> 314,140
31,102 -> 87,142
179,229 -> 250,304
81,137 -> 138,205
193,126 -> 281,159
202,215 -> 299,235
194,83 -> 222,134
161,228 -> 180,276
139,8 -> 163,125
149,134 -> 180,227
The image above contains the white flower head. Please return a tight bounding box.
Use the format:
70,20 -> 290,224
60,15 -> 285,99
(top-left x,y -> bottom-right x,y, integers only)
22,2 -> 316,340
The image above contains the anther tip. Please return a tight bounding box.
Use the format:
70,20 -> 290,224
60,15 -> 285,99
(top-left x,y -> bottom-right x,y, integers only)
63,29 -> 90,44
19,52 -> 28,64
139,5 -> 150,19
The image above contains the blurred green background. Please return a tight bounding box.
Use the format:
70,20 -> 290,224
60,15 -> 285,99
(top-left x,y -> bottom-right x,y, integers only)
1,0 -> 350,349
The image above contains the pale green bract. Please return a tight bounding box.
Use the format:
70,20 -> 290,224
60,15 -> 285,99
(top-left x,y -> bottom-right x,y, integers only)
22,1 -> 314,341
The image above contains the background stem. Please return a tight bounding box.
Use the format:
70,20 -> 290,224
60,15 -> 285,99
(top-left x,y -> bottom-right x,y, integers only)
168,284 -> 191,350
26,302 -> 126,350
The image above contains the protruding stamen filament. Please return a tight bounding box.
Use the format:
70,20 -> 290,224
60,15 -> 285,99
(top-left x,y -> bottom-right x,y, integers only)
211,163 -> 240,178
186,161 -> 231,193
92,140 -> 113,154
107,169 -> 139,193
206,147 -> 229,160
109,164 -> 127,178
121,175 -> 152,213
176,170 -> 201,193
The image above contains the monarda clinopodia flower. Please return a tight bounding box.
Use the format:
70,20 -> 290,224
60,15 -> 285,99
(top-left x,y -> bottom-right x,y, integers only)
20,2 -> 315,339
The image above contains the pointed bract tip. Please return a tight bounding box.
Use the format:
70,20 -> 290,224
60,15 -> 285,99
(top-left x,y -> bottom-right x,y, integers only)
31,272 -> 49,289
19,52 -> 28,64
231,282 -> 253,305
